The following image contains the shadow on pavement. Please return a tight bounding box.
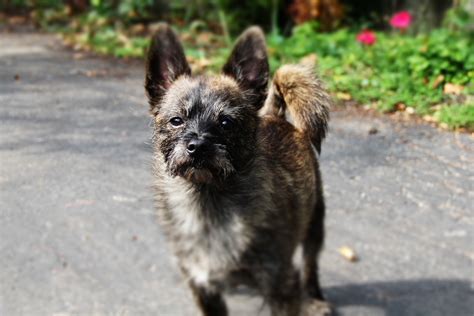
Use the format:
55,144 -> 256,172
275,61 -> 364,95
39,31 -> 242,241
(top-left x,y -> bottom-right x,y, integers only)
327,279 -> 474,316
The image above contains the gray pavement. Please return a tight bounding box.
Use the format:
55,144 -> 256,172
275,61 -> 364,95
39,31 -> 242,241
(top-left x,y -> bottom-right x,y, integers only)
0,32 -> 473,316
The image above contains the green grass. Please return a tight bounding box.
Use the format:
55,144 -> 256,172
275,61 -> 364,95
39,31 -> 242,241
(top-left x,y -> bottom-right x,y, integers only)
436,104 -> 474,130
25,9 -> 474,131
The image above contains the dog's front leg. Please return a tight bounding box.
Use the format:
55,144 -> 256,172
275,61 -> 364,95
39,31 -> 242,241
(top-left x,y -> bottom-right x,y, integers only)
189,281 -> 228,316
257,266 -> 303,316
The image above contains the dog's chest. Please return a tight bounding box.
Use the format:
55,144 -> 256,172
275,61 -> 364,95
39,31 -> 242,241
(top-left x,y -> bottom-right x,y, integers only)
162,185 -> 250,286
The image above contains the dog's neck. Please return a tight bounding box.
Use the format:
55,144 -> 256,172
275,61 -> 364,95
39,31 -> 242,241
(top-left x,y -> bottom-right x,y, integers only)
163,156 -> 260,218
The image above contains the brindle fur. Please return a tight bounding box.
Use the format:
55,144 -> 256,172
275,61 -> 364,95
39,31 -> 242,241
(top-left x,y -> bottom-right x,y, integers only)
145,24 -> 331,316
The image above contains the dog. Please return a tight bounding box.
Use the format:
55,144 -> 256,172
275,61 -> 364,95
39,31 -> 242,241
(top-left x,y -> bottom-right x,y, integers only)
145,23 -> 331,316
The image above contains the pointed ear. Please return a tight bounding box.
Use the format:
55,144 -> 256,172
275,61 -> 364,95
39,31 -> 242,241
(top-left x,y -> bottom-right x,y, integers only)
223,26 -> 269,109
145,23 -> 191,114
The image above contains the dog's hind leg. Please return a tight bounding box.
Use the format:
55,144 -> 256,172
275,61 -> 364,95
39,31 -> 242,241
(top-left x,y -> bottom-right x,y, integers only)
302,191 -> 332,315
189,282 -> 228,316
302,194 -> 325,300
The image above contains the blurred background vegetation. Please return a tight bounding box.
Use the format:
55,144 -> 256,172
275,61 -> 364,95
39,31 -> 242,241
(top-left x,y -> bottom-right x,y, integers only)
1,0 -> 473,130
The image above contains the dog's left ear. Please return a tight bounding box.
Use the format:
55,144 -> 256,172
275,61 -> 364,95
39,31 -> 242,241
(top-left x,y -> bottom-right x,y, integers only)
145,23 -> 191,114
223,26 -> 269,110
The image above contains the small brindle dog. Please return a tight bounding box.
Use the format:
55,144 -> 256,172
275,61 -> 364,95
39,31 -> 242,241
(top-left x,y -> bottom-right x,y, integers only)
145,24 -> 331,316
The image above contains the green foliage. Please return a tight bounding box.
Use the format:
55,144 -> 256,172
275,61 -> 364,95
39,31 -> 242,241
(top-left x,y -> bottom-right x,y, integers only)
89,0 -> 156,20
267,25 -> 473,129
17,2 -> 473,131
0,0 -> 62,10
443,1 -> 474,33
436,104 -> 474,129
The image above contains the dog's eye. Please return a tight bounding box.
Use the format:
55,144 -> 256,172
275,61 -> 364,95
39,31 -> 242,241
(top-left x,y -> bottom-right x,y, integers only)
169,117 -> 184,127
219,117 -> 233,130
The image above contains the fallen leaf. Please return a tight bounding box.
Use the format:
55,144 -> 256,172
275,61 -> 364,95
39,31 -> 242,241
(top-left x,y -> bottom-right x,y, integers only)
82,69 -> 109,78
8,16 -> 26,25
117,32 -> 131,45
130,23 -> 146,35
336,92 -> 352,101
395,103 -> 406,111
73,43 -> 83,51
432,75 -> 444,89
73,53 -> 85,60
439,122 -> 449,130
363,103 -> 373,110
423,115 -> 437,123
300,53 -> 318,67
405,107 -> 416,114
444,83 -> 464,95
197,32 -> 214,45
339,246 -> 358,262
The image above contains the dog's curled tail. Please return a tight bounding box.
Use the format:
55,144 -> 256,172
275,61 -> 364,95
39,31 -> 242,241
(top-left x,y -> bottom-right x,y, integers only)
261,63 -> 331,154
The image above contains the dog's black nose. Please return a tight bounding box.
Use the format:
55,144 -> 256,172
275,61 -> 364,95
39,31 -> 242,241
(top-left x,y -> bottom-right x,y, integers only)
187,138 -> 209,155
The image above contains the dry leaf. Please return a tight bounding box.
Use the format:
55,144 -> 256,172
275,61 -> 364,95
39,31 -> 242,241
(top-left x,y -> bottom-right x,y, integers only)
130,23 -> 146,35
439,122 -> 449,130
117,32 -> 131,45
423,115 -> 437,123
83,69 -> 108,78
432,75 -> 444,89
406,107 -> 416,114
300,53 -> 318,67
395,103 -> 406,111
73,53 -> 85,60
336,92 -> 352,101
197,58 -> 212,68
197,32 -> 213,45
8,16 -> 26,25
444,83 -> 464,95
339,246 -> 358,262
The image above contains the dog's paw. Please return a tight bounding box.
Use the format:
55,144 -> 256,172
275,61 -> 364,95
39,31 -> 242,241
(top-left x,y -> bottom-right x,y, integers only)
303,299 -> 332,316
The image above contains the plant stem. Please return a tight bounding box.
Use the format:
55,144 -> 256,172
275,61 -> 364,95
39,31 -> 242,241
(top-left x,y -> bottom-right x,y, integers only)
271,0 -> 279,35
213,0 -> 231,46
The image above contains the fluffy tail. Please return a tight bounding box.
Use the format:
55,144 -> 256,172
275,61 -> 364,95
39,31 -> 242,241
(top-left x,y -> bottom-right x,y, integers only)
261,64 -> 331,154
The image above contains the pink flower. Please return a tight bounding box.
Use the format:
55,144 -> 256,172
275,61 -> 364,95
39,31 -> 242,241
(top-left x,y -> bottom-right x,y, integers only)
356,30 -> 376,46
390,11 -> 412,29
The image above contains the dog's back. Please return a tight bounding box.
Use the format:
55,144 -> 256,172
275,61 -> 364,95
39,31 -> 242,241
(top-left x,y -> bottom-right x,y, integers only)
258,62 -> 331,237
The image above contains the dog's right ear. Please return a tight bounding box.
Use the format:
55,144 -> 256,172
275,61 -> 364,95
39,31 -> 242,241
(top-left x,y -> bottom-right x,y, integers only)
145,24 -> 191,115
223,26 -> 269,110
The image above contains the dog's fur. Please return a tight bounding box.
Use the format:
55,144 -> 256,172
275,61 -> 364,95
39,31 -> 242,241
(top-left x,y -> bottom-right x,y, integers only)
145,24 -> 331,316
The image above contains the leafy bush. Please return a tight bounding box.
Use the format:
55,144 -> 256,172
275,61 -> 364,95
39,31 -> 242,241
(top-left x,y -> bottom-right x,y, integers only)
266,23 -> 473,129
435,105 -> 474,130
13,3 -> 473,131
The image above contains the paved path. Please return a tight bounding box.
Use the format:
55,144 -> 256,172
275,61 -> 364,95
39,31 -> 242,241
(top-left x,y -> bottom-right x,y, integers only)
1,32 -> 473,316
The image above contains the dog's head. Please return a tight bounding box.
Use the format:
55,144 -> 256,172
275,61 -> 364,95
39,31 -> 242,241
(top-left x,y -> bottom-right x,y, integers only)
145,24 -> 269,184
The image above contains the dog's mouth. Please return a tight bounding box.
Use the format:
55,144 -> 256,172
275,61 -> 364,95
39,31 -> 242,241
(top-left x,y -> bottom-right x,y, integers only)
181,165 -> 215,184
167,146 -> 235,184
173,160 -> 227,184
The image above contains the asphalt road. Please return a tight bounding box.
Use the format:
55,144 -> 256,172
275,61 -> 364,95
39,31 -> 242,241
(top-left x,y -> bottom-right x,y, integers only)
1,31 -> 473,316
